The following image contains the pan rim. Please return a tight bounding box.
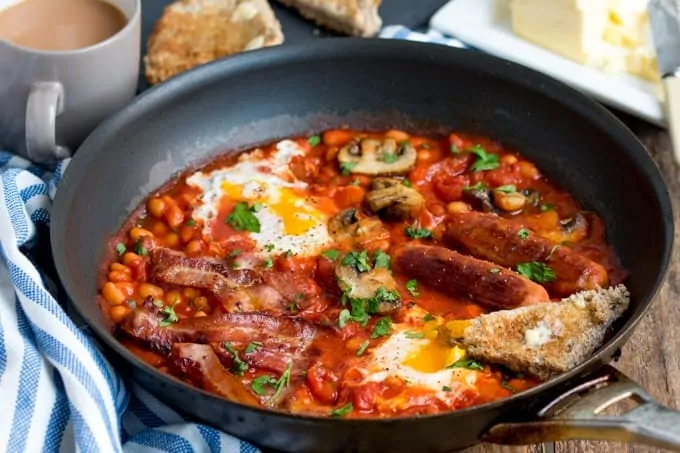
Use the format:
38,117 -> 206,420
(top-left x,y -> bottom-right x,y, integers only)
51,37 -> 675,425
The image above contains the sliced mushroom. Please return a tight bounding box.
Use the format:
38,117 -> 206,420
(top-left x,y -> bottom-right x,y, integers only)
335,265 -> 401,314
559,212 -> 589,243
462,187 -> 496,213
522,189 -> 541,208
365,177 -> 424,221
524,211 -> 590,244
327,208 -> 391,250
337,138 -> 417,175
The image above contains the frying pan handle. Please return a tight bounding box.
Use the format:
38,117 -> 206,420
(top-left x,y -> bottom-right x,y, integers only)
482,364 -> 680,451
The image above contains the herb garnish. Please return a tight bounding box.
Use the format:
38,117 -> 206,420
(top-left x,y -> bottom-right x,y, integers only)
448,358 -> 484,371
381,153 -> 399,164
405,279 -> 419,297
517,229 -> 530,239
158,304 -> 179,327
404,331 -> 425,339
322,249 -> 340,260
134,238 -> 148,256
331,403 -> 353,417
423,313 -> 436,322
489,268 -> 501,274
469,144 -> 500,172
226,202 -> 261,232
496,184 -> 516,193
356,340 -> 370,356
308,135 -> 321,147
401,179 -> 413,187
340,162 -> 358,175
251,375 -> 276,395
442,385 -> 452,392
463,181 -> 487,191
371,317 -> 392,338
404,226 -> 432,239
263,256 -> 274,269
223,342 -> 249,375
501,381 -> 517,393
373,250 -> 391,270
245,342 -> 263,354
342,250 -> 371,273
450,144 -> 460,154
115,242 -> 126,256
540,203 -> 554,212
185,218 -> 196,227
516,262 -> 556,283
546,244 -> 560,260
265,244 -> 275,252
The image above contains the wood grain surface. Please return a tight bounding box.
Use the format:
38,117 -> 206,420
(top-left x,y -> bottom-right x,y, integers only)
462,114 -> 680,453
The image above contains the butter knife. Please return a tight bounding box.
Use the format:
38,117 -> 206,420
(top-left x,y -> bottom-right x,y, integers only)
649,0 -> 680,163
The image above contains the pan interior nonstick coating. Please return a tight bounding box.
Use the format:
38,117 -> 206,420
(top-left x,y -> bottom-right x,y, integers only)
51,39 -> 673,453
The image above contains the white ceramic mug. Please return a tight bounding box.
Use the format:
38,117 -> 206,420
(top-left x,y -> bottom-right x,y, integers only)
0,0 -> 141,163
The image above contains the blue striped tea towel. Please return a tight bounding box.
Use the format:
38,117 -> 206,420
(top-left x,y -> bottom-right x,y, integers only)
0,26 -> 468,453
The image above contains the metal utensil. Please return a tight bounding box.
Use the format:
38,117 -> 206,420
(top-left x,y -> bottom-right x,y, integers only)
649,0 -> 680,163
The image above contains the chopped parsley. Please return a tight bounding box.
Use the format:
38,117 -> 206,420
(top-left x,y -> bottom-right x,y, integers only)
115,242 -> 126,256
251,375 -> 276,395
448,358 -> 484,371
322,249 -> 340,260
489,268 -> 501,274
380,153 -> 399,164
401,179 -> 413,188
331,402 -> 353,417
223,342 -> 249,375
251,202 -> 264,212
285,250 -> 293,258
404,226 -> 432,239
134,238 -> 148,256
463,181 -> 487,191
468,144 -> 500,172
152,299 -> 164,308
373,250 -> 391,270
287,302 -> 300,313
356,340 -> 370,356
495,184 -> 516,193
339,286 -> 400,328
226,202 -> 261,233
350,179 -> 361,186
265,244 -> 275,252
370,317 -> 392,338
228,249 -> 242,258
342,250 -> 371,273
546,244 -> 560,260
338,309 -> 352,328
263,256 -> 274,269
158,304 -> 179,327
405,279 -> 419,297
404,331 -> 425,339
245,341 -> 263,354
423,313 -> 436,322
185,218 -> 196,226
501,381 -> 517,393
442,385 -> 452,392
450,144 -> 460,154
517,229 -> 530,239
308,135 -> 321,147
340,161 -> 358,175
269,362 -> 292,402
516,261 -> 556,283
540,203 -> 554,212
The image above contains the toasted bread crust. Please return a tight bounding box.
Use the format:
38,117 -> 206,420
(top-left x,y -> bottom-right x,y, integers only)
145,0 -> 284,85
463,285 -> 630,381
275,0 -> 382,37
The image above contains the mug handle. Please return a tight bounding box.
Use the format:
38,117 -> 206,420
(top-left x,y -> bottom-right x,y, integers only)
25,81 -> 72,163
482,364 -> 680,451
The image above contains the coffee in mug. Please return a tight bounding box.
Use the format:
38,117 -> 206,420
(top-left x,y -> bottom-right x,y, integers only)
0,0 -> 140,163
0,0 -> 128,51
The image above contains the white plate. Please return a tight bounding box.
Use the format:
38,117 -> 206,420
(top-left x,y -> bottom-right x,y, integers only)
430,0 -> 666,127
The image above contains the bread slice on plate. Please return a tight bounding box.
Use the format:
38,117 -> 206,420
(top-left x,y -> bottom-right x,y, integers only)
145,0 -> 284,85
275,0 -> 382,37
462,285 -> 630,381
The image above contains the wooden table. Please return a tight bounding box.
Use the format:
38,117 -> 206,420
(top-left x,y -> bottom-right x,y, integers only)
463,114 -> 680,453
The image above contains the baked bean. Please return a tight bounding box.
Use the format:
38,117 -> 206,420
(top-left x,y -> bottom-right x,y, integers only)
428,203 -> 446,217
193,296 -> 209,311
186,240 -> 203,255
116,282 -> 135,298
182,288 -> 200,299
129,227 -> 153,241
139,283 -> 164,300
151,221 -> 170,237
322,129 -> 354,146
179,225 -> 194,243
519,161 -> 539,179
501,155 -> 518,165
194,310 -> 208,317
122,252 -> 140,266
110,262 -> 130,273
447,201 -> 471,214
165,290 -> 183,306
164,233 -> 180,248
110,305 -> 131,323
102,282 -> 126,305
108,270 -> 131,283
147,197 -> 166,218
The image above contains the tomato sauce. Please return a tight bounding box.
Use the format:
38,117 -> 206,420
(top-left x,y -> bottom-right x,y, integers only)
98,129 -> 626,418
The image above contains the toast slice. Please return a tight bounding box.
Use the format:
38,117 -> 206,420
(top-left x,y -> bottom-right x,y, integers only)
462,285 -> 630,381
145,0 -> 284,85
275,0 -> 382,37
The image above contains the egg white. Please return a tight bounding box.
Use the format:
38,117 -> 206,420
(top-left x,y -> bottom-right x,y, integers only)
186,140 -> 333,257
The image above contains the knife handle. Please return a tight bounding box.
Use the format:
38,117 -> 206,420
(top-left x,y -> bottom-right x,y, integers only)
663,76 -> 680,164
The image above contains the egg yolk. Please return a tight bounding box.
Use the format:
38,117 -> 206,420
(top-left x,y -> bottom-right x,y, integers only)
221,182 -> 327,236
402,323 -> 467,373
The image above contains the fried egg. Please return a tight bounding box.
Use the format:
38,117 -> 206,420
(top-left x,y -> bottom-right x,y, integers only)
360,307 -> 479,399
186,140 -> 334,257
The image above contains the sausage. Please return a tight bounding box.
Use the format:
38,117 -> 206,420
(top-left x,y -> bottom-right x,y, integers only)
392,245 -> 550,310
444,212 -> 608,296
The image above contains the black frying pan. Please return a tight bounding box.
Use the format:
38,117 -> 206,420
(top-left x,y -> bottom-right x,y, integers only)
51,39 -> 680,452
